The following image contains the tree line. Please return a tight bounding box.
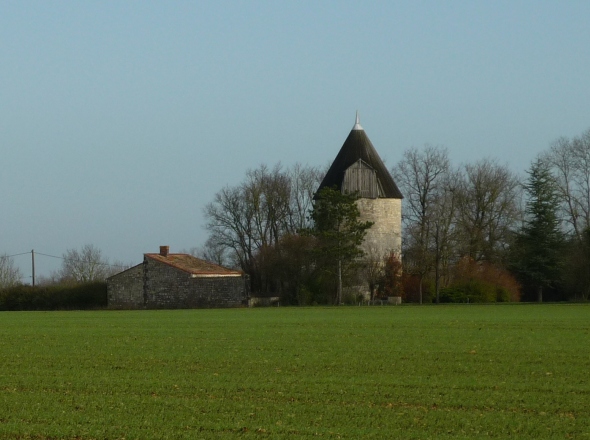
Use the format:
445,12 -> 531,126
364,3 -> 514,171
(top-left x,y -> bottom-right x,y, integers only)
3,128 -> 589,304
201,127 -> 590,304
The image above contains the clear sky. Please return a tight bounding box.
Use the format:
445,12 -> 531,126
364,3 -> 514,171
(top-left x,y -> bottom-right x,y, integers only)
2,1 -> 590,281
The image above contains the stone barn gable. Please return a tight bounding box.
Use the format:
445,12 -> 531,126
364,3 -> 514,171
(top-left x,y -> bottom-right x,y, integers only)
107,246 -> 248,309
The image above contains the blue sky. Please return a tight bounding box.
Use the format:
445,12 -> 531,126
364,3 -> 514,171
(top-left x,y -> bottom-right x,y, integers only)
2,1 -> 590,281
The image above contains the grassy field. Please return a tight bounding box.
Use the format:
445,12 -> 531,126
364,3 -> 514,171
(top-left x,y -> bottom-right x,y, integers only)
0,305 -> 588,439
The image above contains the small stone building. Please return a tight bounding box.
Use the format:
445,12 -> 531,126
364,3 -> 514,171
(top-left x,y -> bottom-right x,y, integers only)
107,246 -> 248,309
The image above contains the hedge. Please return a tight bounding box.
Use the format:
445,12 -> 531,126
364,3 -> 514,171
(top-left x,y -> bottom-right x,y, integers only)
0,282 -> 107,311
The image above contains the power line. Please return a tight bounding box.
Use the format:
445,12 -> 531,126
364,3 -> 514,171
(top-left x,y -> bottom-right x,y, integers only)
6,250 -> 130,269
6,252 -> 31,258
34,252 -> 64,260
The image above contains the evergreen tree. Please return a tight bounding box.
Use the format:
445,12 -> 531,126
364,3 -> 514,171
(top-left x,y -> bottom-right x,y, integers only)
306,187 -> 373,304
512,159 -> 564,302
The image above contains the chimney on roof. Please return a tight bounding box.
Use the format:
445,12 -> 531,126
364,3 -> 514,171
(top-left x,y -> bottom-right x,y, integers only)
160,246 -> 169,257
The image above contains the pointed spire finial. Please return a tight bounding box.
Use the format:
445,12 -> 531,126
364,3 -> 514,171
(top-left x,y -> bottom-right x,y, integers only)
353,110 -> 363,130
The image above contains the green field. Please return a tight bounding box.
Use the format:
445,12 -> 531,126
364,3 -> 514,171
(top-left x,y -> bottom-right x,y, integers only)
0,305 -> 588,439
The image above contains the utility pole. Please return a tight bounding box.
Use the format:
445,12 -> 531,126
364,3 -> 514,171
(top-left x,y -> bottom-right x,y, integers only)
31,249 -> 35,287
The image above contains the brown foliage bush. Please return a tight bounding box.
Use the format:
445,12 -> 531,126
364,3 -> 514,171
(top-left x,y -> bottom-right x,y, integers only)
401,274 -> 432,303
450,257 -> 521,302
378,253 -> 404,299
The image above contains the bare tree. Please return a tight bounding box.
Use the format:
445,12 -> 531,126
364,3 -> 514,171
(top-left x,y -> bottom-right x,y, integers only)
287,163 -> 324,232
455,159 -> 521,263
58,244 -> 112,283
0,254 -> 23,289
254,164 -> 293,247
204,164 -> 291,292
183,238 -> 231,267
544,129 -> 590,243
205,184 -> 256,273
204,162 -> 324,293
393,145 -> 451,303
430,171 -> 459,303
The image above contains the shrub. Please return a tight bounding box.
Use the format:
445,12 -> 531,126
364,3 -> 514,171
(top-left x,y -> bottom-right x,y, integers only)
440,280 -> 501,303
439,286 -> 469,303
448,258 -> 521,303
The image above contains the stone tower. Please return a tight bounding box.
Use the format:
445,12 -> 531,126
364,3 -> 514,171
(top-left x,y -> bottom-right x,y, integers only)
316,113 -> 403,260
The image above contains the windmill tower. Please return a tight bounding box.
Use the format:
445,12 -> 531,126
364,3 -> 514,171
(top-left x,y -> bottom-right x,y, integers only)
316,113 -> 403,260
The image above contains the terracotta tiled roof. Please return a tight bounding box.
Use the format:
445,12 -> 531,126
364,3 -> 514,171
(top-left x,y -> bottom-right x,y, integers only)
145,253 -> 242,276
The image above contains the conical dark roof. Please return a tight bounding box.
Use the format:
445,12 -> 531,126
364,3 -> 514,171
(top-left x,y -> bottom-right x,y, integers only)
316,116 -> 403,199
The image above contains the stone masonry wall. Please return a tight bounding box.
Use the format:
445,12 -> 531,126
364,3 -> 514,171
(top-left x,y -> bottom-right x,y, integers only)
356,198 -> 402,260
107,264 -> 144,308
144,258 -> 246,309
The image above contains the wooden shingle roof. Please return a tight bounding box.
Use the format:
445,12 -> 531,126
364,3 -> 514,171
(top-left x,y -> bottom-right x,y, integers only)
316,115 -> 403,199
